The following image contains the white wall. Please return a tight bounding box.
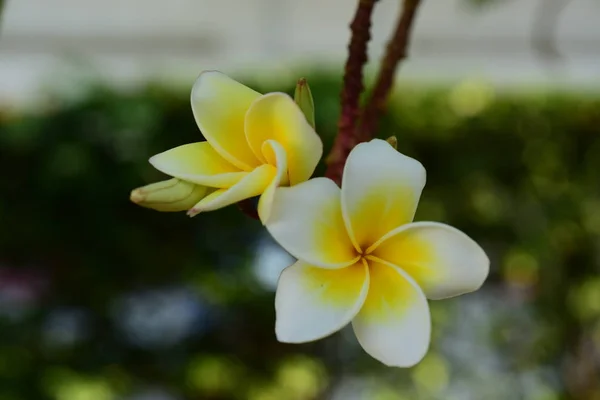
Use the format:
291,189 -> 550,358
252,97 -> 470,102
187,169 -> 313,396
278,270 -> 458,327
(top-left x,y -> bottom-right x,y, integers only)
1,0 -> 599,106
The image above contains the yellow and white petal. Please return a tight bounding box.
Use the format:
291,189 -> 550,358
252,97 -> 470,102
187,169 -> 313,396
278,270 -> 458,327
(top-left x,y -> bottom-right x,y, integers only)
191,71 -> 261,171
257,140 -> 289,224
352,258 -> 430,367
369,222 -> 490,300
149,142 -> 247,188
275,260 -> 369,343
188,164 -> 275,216
245,93 -> 323,185
265,178 -> 359,269
341,139 -> 426,250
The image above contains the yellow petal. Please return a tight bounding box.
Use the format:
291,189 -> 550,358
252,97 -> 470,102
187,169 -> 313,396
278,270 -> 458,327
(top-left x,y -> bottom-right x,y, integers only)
353,258 -> 430,367
130,178 -> 208,212
275,260 -> 369,343
191,71 -> 261,170
245,93 -> 323,185
369,222 -> 490,300
257,140 -> 289,224
265,178 -> 359,269
341,139 -> 426,250
188,164 -> 275,216
149,142 -> 247,188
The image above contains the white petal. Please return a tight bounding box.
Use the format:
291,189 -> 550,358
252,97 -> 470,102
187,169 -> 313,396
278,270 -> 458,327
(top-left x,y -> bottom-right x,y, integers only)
275,260 -> 369,343
352,258 -> 431,367
265,178 -> 359,269
369,222 -> 490,300
190,71 -> 261,170
341,139 -> 426,250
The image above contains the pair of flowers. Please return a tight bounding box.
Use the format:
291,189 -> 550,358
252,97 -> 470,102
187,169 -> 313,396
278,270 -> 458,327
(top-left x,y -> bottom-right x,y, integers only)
131,71 -> 489,367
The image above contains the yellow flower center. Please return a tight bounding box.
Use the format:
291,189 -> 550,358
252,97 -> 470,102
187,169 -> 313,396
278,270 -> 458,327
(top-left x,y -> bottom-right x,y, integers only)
351,238 -> 385,269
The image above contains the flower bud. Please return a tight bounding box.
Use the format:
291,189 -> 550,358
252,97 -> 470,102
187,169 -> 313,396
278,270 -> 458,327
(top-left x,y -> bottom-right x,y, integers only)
294,78 -> 315,129
130,178 -> 207,212
385,136 -> 398,150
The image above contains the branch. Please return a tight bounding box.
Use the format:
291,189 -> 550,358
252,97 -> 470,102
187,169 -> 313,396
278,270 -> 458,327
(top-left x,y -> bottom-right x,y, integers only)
324,0 -> 377,185
357,0 -> 423,143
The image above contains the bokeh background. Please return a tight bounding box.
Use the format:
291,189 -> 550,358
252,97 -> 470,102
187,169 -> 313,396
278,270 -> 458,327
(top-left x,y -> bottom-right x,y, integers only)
1,0 -> 600,399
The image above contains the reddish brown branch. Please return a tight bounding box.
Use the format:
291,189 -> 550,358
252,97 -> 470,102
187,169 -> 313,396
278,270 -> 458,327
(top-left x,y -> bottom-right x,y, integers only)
324,0 -> 377,185
357,0 -> 423,143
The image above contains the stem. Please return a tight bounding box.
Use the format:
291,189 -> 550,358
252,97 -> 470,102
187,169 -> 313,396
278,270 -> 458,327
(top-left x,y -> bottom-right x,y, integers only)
357,0 -> 423,143
324,0 -> 377,185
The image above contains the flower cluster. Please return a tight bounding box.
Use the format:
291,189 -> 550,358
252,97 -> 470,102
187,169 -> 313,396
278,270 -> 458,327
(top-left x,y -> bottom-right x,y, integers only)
130,71 -> 322,222
130,71 -> 489,367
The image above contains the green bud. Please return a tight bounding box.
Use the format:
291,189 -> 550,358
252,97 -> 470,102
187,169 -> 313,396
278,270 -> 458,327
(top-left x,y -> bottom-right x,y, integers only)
385,136 -> 398,150
130,178 -> 207,212
294,78 -> 315,129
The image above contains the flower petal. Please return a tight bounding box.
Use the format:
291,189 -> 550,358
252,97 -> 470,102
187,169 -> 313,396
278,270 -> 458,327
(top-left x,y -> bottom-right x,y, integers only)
149,142 -> 247,188
341,139 -> 426,250
257,140 -> 289,224
266,177 -> 359,269
369,222 -> 490,300
191,71 -> 261,170
245,93 -> 323,185
188,164 -> 275,216
275,259 -> 369,343
352,258 -> 431,367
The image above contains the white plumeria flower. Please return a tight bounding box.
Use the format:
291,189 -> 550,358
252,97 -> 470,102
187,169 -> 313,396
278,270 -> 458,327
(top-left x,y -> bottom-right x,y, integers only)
265,139 -> 490,367
132,71 -> 322,223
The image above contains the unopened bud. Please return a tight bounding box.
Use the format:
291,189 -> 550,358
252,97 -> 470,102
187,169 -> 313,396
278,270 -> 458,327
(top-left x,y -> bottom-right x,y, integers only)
385,136 -> 398,150
130,178 -> 207,212
294,78 -> 315,129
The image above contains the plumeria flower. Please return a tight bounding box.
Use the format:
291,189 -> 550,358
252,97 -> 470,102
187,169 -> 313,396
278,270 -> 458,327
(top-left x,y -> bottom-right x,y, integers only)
265,139 -> 489,367
130,71 -> 322,223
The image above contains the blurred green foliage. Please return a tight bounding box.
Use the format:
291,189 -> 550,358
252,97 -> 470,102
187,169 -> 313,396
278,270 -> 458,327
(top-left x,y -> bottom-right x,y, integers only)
0,74 -> 599,400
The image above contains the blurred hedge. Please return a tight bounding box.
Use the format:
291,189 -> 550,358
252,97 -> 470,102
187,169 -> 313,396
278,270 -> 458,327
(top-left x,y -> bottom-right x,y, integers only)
0,75 -> 599,400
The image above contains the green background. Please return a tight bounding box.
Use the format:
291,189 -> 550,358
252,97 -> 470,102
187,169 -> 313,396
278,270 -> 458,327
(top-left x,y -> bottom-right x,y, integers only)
1,74 -> 599,400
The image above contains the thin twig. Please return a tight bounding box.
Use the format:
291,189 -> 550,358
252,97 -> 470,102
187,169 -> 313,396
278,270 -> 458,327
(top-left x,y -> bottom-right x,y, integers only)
324,0 -> 377,185
357,0 -> 423,143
